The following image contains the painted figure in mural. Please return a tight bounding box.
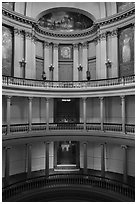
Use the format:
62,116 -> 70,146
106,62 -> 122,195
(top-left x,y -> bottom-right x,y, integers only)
122,34 -> 131,63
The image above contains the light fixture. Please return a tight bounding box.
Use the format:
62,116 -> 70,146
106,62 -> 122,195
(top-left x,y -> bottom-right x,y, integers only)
105,59 -> 112,68
62,99 -> 71,102
19,58 -> 26,68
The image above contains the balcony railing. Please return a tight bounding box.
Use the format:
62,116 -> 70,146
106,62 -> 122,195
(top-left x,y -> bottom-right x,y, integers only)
2,173 -> 135,201
2,75 -> 135,89
2,123 -> 135,135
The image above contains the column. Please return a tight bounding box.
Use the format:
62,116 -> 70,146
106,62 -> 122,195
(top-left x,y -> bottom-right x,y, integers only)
53,43 -> 58,81
121,96 -> 126,133
45,142 -> 50,176
73,44 -> 79,81
101,144 -> 105,177
100,33 -> 107,79
111,29 -> 118,77
6,96 -> 12,134
4,147 -> 11,186
83,142 -> 87,174
82,43 -> 88,80
44,42 -> 50,80
14,28 -> 24,77
54,142 -> 57,168
121,145 -> 128,183
25,31 -> 36,79
26,144 -> 32,179
28,97 -> 33,131
100,97 -> 104,131
46,98 -> 49,131
83,98 -> 87,130
95,36 -> 101,79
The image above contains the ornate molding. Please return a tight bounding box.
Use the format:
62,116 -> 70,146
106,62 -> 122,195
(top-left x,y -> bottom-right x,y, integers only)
96,6 -> 135,27
2,6 -> 135,39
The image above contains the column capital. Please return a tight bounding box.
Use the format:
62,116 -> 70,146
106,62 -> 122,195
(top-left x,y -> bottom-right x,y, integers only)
4,146 -> 12,150
121,145 -> 128,149
25,31 -> 32,39
82,97 -> 87,101
44,41 -> 50,48
44,141 -> 50,144
99,97 -> 104,101
14,28 -> 21,36
45,98 -> 49,102
111,29 -> 119,37
28,97 -> 33,101
53,43 -> 58,48
73,43 -> 78,49
6,95 -> 12,100
99,32 -> 107,41
121,95 -> 125,100
82,42 -> 88,48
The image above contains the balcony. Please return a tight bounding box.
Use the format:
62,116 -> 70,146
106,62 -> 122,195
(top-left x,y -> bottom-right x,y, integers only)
2,173 -> 135,202
2,75 -> 135,98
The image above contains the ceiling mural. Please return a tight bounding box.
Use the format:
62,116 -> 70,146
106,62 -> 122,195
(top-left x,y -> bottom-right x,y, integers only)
38,11 -> 93,32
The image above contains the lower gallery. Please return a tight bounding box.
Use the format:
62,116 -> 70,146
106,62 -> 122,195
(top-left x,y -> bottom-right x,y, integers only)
2,2 -> 135,202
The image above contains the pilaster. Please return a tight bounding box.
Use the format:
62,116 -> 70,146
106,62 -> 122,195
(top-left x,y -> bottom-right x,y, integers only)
73,44 -> 79,81
53,43 -> 58,81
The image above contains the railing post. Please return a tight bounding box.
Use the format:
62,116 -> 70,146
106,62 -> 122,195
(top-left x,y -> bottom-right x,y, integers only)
6,96 -> 12,134
46,98 -> 49,131
26,144 -> 32,179
100,143 -> 105,178
121,145 -> 128,183
28,97 -> 33,131
45,141 -> 50,177
100,97 -> 104,131
4,147 -> 11,186
83,142 -> 87,174
82,97 -> 87,130
121,95 -> 126,133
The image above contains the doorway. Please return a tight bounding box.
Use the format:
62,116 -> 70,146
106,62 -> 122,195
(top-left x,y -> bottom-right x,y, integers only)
54,98 -> 80,123
54,141 -> 80,169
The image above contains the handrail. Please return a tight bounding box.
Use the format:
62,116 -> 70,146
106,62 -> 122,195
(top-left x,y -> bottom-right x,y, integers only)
2,123 -> 135,135
2,75 -> 135,89
2,173 -> 135,201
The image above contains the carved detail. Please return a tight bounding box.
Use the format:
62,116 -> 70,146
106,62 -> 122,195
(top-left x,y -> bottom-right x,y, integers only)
44,42 -> 50,48
73,44 -> 78,48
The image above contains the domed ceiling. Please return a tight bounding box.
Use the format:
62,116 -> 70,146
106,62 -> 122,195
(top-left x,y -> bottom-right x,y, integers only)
38,10 -> 93,32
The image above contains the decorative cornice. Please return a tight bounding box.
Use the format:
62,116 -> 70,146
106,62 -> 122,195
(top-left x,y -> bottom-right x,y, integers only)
96,6 -> 135,27
2,6 -> 135,39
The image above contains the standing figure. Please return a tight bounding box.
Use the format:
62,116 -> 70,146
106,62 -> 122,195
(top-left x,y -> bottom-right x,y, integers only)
122,34 -> 131,63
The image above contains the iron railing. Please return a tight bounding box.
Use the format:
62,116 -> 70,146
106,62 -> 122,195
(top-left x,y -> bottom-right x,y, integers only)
2,173 -> 135,201
2,75 -> 135,89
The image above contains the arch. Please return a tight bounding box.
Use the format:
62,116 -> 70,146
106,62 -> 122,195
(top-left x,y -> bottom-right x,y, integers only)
36,7 -> 96,23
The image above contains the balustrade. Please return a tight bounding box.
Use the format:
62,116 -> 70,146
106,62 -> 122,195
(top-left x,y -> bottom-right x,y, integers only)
2,123 -> 134,135
2,174 -> 135,201
2,75 -> 135,89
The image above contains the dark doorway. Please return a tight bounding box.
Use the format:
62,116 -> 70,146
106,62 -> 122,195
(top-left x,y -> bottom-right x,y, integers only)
54,141 -> 80,168
54,98 -> 80,123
